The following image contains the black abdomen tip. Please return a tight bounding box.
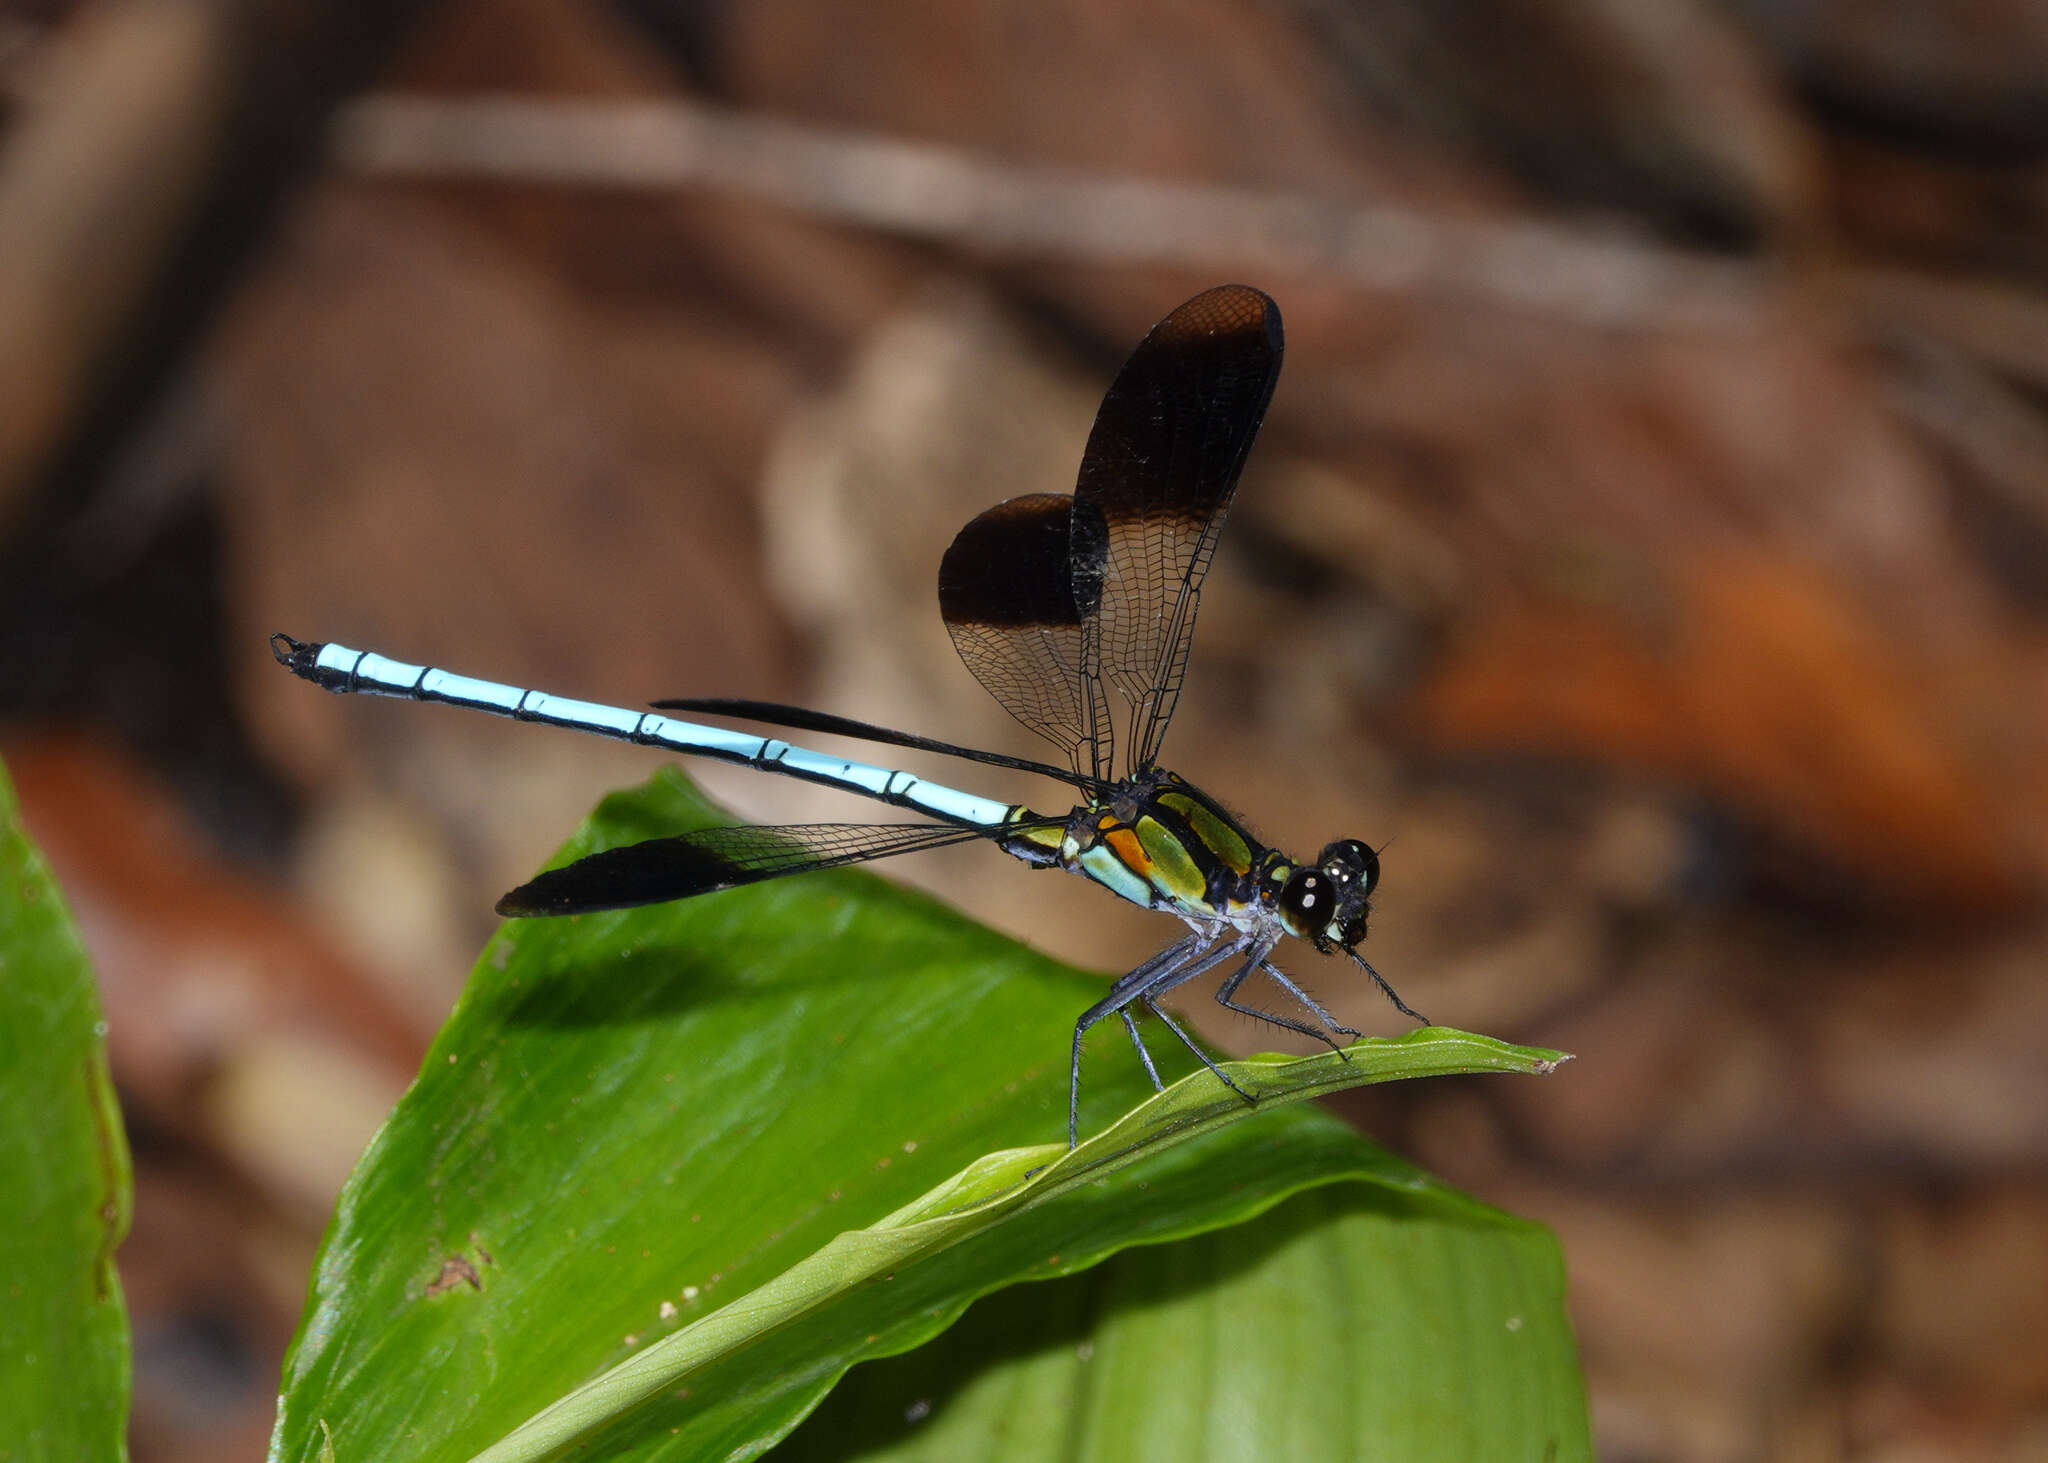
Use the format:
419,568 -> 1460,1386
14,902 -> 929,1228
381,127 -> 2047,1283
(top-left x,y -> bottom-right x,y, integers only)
270,633 -> 325,680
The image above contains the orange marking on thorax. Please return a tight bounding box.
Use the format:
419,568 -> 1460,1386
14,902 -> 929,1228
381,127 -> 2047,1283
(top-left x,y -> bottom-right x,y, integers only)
1104,826 -> 1149,873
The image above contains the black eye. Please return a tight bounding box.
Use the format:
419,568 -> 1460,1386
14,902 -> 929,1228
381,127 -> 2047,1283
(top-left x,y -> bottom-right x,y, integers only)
1278,869 -> 1331,938
1319,838 -> 1379,898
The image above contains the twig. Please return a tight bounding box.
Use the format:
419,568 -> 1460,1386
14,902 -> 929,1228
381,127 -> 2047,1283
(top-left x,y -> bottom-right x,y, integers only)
334,94 -> 1769,336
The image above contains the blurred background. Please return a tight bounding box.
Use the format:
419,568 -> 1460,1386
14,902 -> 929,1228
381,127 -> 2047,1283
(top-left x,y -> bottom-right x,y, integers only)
2,0 -> 2046,1457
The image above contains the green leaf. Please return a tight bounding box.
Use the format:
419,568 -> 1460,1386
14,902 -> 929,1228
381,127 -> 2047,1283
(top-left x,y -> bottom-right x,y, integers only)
468,1029 -> 1565,1462
0,753 -> 133,1459
777,1183 -> 1582,1462
269,770 -> 1577,1461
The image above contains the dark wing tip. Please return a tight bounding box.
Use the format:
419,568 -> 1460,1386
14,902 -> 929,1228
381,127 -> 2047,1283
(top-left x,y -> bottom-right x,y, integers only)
494,865 -> 627,918
495,878 -> 602,918
1161,285 -> 1282,358
493,887 -> 547,918
496,860 -> 619,917
938,492 -> 1105,629
494,837 -> 743,918
494,857 -> 651,919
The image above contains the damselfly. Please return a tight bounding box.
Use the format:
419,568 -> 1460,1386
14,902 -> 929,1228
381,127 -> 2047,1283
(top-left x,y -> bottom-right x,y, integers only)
273,284 -> 1424,1146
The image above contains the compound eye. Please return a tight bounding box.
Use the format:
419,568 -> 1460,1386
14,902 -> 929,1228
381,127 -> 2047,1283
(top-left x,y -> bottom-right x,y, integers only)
1278,868 -> 1334,939
1319,838 -> 1380,898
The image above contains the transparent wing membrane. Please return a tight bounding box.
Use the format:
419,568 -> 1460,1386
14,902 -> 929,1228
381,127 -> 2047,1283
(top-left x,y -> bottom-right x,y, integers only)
1074,284 -> 1283,770
935,287 -> 1283,781
938,492 -> 1114,779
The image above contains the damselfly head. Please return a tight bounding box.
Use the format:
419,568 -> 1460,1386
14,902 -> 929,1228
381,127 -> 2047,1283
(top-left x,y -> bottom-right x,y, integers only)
1318,839 -> 1380,898
1317,838 -> 1380,950
1265,838 -> 1378,949
1261,838 -> 1378,949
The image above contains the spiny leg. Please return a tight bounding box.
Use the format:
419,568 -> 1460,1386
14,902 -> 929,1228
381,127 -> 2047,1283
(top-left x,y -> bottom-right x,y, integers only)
1069,930 -> 1213,1148
1349,949 -> 1428,1024
1123,934 -> 1261,1104
1245,958 -> 1359,1057
1120,1008 -> 1164,1091
1071,932 -> 1257,1147
1211,937 -> 1353,1053
1215,972 -> 1346,1050
1141,995 -> 1253,1105
1103,929 -> 1207,1001
1271,969 -> 1359,1039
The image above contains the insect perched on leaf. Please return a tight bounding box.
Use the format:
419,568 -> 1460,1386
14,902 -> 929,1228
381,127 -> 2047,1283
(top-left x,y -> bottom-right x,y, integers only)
274,284 -> 1423,1146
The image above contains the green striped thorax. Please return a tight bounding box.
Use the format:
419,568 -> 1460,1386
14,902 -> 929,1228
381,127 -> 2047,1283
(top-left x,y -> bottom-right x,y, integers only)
1003,769 -> 1382,952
